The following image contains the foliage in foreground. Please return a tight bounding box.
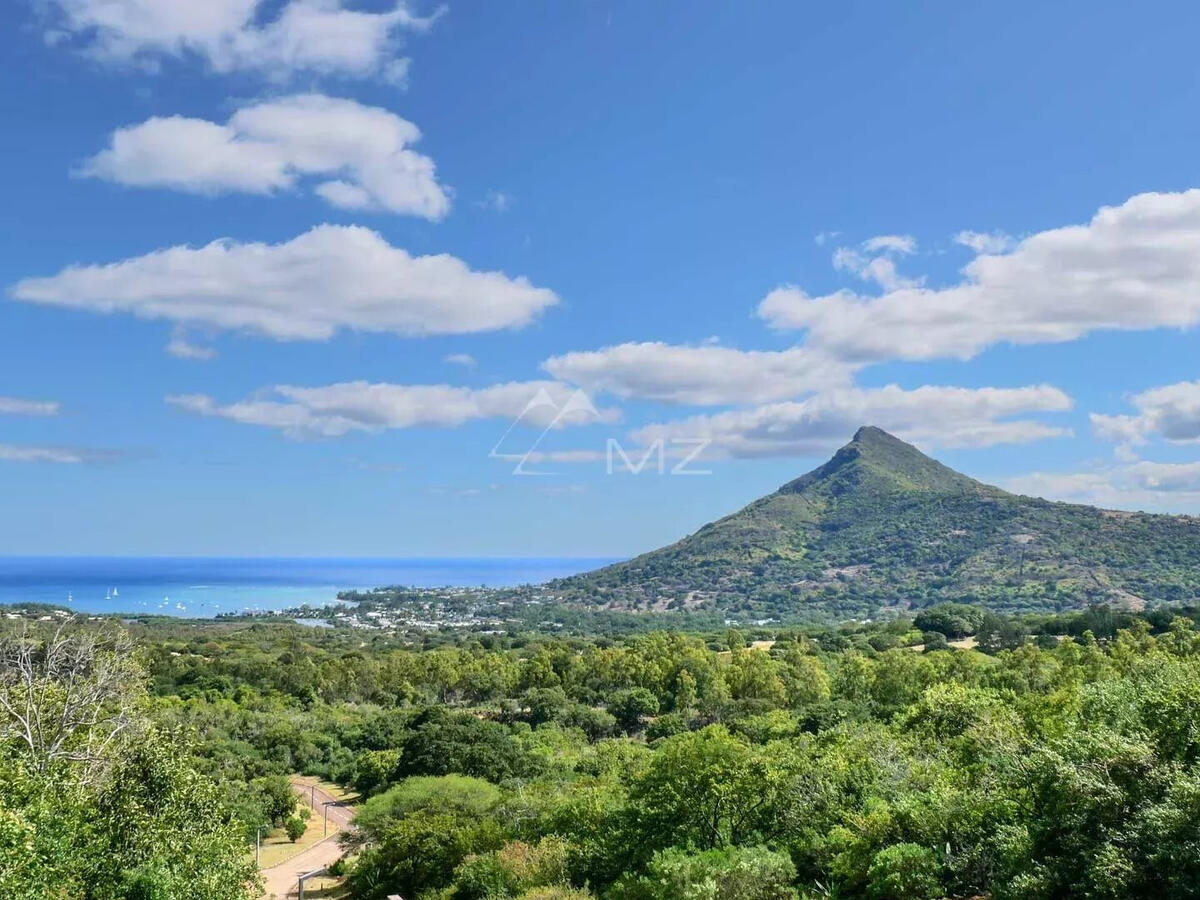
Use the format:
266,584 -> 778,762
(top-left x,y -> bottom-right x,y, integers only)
15,602 -> 1200,899
0,623 -> 259,900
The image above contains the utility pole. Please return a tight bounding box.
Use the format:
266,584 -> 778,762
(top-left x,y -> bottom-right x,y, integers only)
255,824 -> 271,868
323,799 -> 338,836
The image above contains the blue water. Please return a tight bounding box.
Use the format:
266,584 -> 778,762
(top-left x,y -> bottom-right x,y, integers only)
0,557 -> 616,618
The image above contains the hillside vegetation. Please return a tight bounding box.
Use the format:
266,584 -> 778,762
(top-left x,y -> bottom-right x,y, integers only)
553,427 -> 1200,619
6,608 -> 1200,899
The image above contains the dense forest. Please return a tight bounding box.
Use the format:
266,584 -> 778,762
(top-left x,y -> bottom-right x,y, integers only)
8,602 -> 1200,898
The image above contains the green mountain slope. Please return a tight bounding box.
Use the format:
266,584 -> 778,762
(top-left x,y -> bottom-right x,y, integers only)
551,426 -> 1200,619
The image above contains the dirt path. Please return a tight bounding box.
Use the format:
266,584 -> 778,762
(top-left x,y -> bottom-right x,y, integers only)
260,779 -> 356,899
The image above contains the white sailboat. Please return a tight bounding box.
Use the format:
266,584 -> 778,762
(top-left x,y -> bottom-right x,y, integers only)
112,588 -> 118,597
105,589 -> 111,601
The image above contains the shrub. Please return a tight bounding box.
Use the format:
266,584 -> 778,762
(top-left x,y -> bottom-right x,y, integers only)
612,845 -> 798,900
451,837 -> 571,899
867,843 -> 942,900
284,815 -> 306,842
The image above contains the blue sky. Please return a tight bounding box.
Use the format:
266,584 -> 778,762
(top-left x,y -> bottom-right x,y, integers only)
3,0 -> 1200,556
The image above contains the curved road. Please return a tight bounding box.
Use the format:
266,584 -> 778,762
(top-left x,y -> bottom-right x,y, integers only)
261,833 -> 346,899
292,779 -> 355,829
259,779 -> 355,899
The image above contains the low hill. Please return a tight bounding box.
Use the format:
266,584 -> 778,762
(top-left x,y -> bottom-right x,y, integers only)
551,426 -> 1200,620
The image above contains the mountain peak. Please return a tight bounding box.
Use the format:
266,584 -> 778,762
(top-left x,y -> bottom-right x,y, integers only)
556,426 -> 1200,619
778,426 -> 979,496
852,424 -> 902,445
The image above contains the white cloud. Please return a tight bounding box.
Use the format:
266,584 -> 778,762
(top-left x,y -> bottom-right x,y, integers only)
0,396 -> 60,416
0,444 -> 112,463
41,0 -> 436,81
1124,460 -> 1200,492
832,248 -> 919,291
167,380 -> 619,439
443,353 -> 477,368
1006,459 -> 1200,512
81,95 -> 449,218
12,224 -> 558,341
759,189 -> 1200,364
830,234 -> 920,292
542,341 -> 853,406
954,230 -> 1015,254
1092,380 -> 1200,445
166,330 -> 217,360
628,384 -> 1072,460
862,234 -> 916,255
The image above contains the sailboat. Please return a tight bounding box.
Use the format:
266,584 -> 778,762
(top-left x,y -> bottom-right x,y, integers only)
112,588 -> 118,597
105,589 -> 111,601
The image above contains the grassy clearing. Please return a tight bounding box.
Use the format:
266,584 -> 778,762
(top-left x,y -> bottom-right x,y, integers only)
295,875 -> 349,898
293,775 -> 361,806
257,818 -> 338,869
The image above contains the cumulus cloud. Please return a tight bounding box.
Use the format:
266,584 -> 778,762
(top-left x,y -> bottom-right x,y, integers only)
759,189 -> 1200,364
0,396 -> 60,416
40,0 -> 436,81
1092,380 -> 1200,445
832,249 -> 919,292
443,353 -> 477,368
11,225 -> 558,341
542,341 -> 853,406
628,384 -> 1073,460
81,95 -> 449,218
954,230 -> 1015,254
167,380 -> 619,439
862,234 -> 917,255
1006,459 -> 1200,512
831,234 -> 920,291
166,329 -> 217,360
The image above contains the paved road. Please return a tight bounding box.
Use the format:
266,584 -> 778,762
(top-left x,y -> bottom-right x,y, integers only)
292,779 -> 355,829
259,779 -> 355,899
261,833 -> 345,899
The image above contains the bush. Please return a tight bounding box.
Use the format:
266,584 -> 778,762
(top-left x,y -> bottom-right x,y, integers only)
644,712 -> 690,742
355,775 -> 502,842
252,774 -> 297,825
351,748 -> 402,796
913,603 -> 983,639
284,815 -> 306,843
398,709 -> 542,783
608,689 -> 660,732
451,837 -> 572,899
612,845 -> 798,900
349,809 -> 506,900
921,631 -> 949,652
867,843 -> 942,900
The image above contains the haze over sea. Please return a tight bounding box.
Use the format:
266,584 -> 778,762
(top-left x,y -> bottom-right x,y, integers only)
0,557 -> 617,618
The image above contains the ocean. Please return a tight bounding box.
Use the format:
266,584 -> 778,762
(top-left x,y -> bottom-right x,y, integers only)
0,556 -> 616,618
